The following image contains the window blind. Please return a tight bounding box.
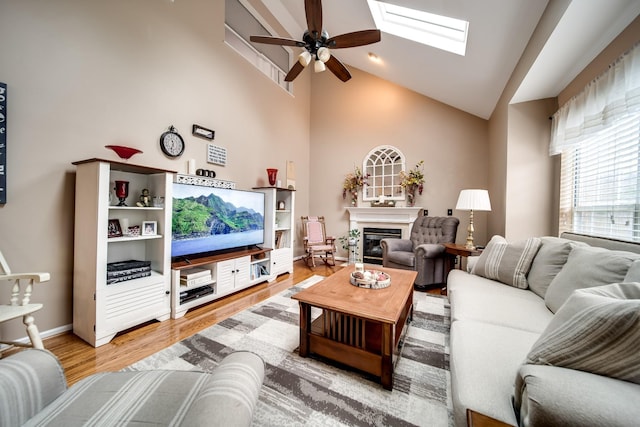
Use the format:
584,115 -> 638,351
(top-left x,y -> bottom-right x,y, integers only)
559,112 -> 640,241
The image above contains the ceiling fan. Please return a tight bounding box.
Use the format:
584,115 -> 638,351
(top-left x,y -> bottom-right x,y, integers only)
250,0 -> 381,82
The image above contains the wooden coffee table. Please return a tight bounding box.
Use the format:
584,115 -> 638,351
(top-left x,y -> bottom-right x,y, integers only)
292,266 -> 417,390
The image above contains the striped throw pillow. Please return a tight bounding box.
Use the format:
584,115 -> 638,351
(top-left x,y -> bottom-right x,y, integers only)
526,283 -> 640,384
471,235 -> 542,289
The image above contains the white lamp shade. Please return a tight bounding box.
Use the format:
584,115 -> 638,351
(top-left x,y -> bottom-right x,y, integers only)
298,51 -> 312,67
456,189 -> 491,211
314,59 -> 326,73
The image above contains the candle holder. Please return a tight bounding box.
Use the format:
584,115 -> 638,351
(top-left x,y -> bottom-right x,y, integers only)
114,180 -> 129,206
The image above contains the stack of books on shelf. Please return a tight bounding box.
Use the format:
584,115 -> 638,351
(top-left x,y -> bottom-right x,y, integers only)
106,260 -> 151,285
179,267 -> 212,287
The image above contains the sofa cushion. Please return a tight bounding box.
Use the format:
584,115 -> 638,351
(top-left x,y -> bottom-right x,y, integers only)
450,320 -> 540,427
527,237 -> 582,299
544,245 -> 639,313
624,259 -> 640,281
471,235 -> 541,289
23,351 -> 265,427
448,270 -> 553,333
0,349 -> 67,427
515,364 -> 640,427
527,283 -> 640,384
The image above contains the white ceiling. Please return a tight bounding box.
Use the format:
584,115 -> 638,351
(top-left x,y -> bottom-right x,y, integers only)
258,0 -> 640,119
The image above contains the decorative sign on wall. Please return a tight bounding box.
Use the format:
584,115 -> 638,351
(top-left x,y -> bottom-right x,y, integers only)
176,174 -> 235,189
0,82 -> 6,204
207,144 -> 227,166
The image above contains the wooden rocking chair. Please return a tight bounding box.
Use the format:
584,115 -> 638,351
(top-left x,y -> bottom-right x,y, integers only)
0,251 -> 49,356
301,216 -> 336,268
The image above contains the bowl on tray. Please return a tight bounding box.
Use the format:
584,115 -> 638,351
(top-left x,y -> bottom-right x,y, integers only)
350,269 -> 391,289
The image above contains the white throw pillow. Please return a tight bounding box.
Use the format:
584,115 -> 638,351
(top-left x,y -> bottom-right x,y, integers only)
526,283 -> 640,384
544,245 -> 638,313
471,235 -> 541,289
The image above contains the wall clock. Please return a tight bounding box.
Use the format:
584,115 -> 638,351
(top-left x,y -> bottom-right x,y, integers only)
159,125 -> 185,158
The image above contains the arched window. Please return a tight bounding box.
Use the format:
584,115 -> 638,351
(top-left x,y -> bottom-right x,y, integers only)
363,146 -> 406,201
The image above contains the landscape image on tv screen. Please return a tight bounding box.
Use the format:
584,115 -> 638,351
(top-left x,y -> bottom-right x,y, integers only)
171,183 -> 265,259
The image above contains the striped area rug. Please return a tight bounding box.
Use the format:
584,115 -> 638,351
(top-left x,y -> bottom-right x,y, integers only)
127,276 -> 453,426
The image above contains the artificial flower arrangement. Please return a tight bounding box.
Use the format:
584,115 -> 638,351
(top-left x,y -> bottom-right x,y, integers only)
342,166 -> 369,205
398,160 -> 425,206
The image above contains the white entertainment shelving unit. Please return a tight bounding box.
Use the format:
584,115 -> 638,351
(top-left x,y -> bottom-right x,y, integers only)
254,186 -> 295,277
170,247 -> 271,319
168,185 -> 295,319
72,159 -> 175,347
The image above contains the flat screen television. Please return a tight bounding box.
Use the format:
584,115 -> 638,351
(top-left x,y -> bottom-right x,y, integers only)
171,182 -> 265,261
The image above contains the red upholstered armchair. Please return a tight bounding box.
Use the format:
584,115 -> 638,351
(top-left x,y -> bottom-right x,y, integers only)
381,216 -> 459,289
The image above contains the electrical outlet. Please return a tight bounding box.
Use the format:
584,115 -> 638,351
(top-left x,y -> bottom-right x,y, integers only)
447,209 -> 453,216
424,209 -> 429,216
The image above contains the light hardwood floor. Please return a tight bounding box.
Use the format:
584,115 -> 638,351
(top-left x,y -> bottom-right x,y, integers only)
40,260 -> 440,386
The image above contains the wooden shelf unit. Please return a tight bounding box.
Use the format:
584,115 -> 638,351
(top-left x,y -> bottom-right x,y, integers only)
170,247 -> 272,319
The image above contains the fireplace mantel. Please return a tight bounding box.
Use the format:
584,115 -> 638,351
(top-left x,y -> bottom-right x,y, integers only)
346,207 -> 423,239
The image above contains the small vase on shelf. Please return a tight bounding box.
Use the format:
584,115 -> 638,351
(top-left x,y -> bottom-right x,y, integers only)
266,168 -> 278,186
114,180 -> 129,206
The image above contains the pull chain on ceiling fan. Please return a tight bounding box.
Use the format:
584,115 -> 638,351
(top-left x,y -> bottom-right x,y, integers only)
250,0 -> 381,82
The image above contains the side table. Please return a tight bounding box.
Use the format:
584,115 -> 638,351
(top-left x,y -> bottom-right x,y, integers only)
441,243 -> 483,295
466,409 -> 513,427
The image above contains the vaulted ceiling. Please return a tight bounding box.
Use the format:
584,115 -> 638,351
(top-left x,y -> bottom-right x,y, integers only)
256,0 -> 640,119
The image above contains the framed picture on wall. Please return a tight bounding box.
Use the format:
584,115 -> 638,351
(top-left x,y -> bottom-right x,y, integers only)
142,221 -> 157,236
108,219 -> 122,238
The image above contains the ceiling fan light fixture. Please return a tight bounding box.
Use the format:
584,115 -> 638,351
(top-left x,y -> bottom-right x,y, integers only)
298,51 -> 312,67
314,59 -> 326,73
317,47 -> 331,63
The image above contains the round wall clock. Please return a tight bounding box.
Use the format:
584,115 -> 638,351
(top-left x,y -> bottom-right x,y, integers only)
159,126 -> 185,158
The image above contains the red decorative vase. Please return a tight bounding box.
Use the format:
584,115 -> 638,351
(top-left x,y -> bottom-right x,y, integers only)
114,180 -> 129,206
266,168 -> 278,186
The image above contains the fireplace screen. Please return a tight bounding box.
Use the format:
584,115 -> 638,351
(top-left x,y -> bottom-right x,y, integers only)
363,227 -> 402,265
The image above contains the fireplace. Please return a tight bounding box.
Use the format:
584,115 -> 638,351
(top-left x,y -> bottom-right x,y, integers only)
363,227 -> 402,265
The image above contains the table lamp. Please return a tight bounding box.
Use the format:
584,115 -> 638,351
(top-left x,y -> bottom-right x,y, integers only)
455,189 -> 491,249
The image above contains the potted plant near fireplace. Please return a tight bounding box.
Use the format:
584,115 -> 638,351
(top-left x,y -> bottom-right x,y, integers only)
339,229 -> 361,264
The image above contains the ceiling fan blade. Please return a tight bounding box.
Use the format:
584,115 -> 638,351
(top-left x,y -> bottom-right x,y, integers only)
284,61 -> 306,82
327,29 -> 381,49
305,0 -> 323,39
249,35 -> 304,47
326,55 -> 351,82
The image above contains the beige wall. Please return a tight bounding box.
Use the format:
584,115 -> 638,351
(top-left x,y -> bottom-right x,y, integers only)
505,99 -> 559,240
2,0 -> 637,342
308,67 -> 490,258
487,0 -> 570,241
488,6 -> 639,243
0,0 -> 311,341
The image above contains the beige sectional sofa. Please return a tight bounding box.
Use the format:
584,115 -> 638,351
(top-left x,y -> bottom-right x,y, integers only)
448,233 -> 640,427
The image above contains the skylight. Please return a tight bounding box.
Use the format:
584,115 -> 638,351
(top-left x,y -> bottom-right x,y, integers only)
367,0 -> 469,56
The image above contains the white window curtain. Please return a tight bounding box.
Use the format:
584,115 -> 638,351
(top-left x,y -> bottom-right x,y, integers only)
553,43 -> 640,242
550,43 -> 640,155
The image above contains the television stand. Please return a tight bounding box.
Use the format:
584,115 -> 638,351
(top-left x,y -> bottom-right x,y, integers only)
170,247 -> 272,319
